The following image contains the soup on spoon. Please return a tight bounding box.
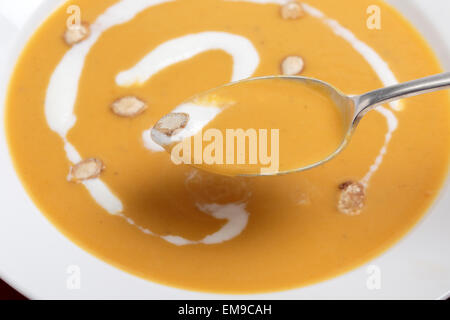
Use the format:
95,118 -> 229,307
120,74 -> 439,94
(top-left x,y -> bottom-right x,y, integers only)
151,77 -> 347,176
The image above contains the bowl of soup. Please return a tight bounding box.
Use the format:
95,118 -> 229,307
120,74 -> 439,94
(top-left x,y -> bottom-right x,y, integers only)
0,0 -> 449,299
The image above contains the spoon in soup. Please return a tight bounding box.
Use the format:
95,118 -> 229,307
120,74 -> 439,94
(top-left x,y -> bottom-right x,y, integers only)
151,72 -> 450,176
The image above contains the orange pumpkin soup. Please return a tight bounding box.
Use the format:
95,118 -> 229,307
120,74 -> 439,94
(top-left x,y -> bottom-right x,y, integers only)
5,0 -> 450,293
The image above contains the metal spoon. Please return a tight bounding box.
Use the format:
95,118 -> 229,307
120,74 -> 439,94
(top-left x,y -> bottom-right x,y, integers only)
152,72 -> 450,176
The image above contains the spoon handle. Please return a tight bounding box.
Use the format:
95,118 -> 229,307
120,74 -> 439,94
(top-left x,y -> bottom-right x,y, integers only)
354,72 -> 450,116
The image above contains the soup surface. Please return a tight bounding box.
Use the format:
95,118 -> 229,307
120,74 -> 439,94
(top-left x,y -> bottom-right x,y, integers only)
5,0 -> 450,293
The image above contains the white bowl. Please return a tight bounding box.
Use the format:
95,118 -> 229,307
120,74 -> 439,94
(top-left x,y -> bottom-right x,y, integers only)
0,0 -> 449,299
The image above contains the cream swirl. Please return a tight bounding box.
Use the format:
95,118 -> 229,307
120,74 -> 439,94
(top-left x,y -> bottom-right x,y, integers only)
44,0 -> 400,245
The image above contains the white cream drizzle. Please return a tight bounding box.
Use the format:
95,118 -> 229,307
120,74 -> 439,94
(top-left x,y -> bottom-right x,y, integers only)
116,32 -> 259,86
118,202 -> 249,246
45,0 -> 177,215
121,31 -> 259,152
44,0 -> 402,245
361,106 -> 399,186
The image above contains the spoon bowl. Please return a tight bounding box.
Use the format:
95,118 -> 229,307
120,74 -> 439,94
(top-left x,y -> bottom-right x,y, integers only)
264,76 -> 358,174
